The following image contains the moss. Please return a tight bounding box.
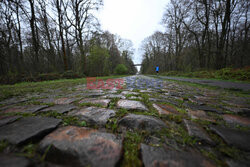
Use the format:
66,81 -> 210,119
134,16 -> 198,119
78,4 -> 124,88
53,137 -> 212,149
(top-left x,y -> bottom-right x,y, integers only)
218,145 -> 241,158
37,111 -> 82,126
106,108 -> 128,132
108,98 -> 120,109
121,132 -> 143,167
200,149 -> 224,166
161,114 -> 183,124
0,112 -> 35,118
62,116 -> 80,126
38,111 -> 63,118
79,102 -> 104,108
78,121 -> 87,127
17,143 -> 37,158
125,94 -> 136,98
206,129 -> 247,161
156,121 -> 196,147
0,140 -> 9,152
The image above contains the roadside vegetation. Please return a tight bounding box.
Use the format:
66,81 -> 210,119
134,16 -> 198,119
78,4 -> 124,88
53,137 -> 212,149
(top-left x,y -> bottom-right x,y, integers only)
0,75 -> 127,101
160,67 -> 250,82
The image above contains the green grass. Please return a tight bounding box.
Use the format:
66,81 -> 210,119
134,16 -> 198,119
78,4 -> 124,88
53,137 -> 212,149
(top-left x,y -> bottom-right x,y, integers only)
106,108 -> 128,132
121,132 -> 143,167
158,77 -> 250,97
159,67 -> 250,82
79,102 -> 104,108
0,75 -> 128,101
17,143 -> 37,158
0,140 -> 9,152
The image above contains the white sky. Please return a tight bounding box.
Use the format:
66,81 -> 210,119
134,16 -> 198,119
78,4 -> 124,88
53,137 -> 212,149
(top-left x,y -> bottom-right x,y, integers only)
97,0 -> 168,70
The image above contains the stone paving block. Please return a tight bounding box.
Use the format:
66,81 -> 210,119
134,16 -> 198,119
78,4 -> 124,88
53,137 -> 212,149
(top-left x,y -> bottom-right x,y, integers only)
121,91 -> 139,95
79,98 -> 111,107
23,105 -> 48,113
117,100 -> 148,111
222,106 -> 250,116
153,103 -> 179,115
118,114 -> 167,132
184,103 -> 224,114
39,126 -> 122,167
0,154 -> 31,167
81,92 -> 105,98
0,116 -> 21,127
141,144 -> 215,167
1,105 -> 48,114
69,107 -> 116,126
0,116 -> 61,145
226,159 -> 250,167
54,98 -> 77,104
210,125 -> 250,151
149,98 -> 180,106
41,104 -> 77,114
223,114 -> 250,127
184,119 -> 214,145
187,109 -> 215,122
128,96 -> 142,100
101,94 -> 126,99
0,97 -> 27,106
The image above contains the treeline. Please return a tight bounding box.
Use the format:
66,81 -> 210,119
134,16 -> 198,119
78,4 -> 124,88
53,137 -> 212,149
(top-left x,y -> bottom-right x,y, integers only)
141,0 -> 249,74
0,0 -> 136,82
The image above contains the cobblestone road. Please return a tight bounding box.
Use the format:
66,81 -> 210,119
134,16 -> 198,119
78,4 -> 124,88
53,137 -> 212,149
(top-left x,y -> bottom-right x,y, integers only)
0,75 -> 250,167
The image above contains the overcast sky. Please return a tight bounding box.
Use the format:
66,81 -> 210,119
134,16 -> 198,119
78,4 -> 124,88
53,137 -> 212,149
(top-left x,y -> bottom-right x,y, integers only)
97,0 -> 169,69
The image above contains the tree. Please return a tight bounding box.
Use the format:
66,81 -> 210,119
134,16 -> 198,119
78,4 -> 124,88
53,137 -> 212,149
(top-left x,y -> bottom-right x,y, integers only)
64,0 -> 103,74
114,64 -> 128,75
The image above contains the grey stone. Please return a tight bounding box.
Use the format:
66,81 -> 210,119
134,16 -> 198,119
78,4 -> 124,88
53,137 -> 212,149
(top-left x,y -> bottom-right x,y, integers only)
140,90 -> 153,93
226,159 -> 250,167
39,126 -> 122,167
0,116 -> 21,127
188,98 -> 205,105
0,97 -> 27,106
101,94 -> 126,99
1,105 -> 48,114
187,109 -> 215,123
0,154 -> 31,167
23,105 -> 48,113
183,119 -> 214,145
223,114 -> 250,127
184,103 -> 224,114
117,100 -> 148,111
152,103 -> 179,115
223,106 -> 250,117
0,116 -> 61,145
38,98 -> 55,104
82,92 -> 105,98
79,98 -> 111,107
210,125 -> 250,151
121,91 -> 139,95
128,96 -> 142,100
69,107 -> 116,126
118,114 -> 167,132
54,98 -> 77,104
149,98 -> 180,106
41,104 -> 77,114
141,144 -> 215,167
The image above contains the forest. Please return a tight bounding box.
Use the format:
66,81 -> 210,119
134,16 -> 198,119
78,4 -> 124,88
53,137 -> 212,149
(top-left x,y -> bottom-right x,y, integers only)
0,0 -> 137,83
141,0 -> 250,74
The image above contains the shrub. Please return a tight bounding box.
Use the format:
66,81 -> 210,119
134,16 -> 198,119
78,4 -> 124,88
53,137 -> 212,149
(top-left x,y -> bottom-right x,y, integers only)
114,64 -> 128,75
37,73 -> 61,81
62,70 -> 81,79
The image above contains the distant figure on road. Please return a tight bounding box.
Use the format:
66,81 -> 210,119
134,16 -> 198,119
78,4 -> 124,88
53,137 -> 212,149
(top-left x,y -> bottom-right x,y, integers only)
155,66 -> 159,75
